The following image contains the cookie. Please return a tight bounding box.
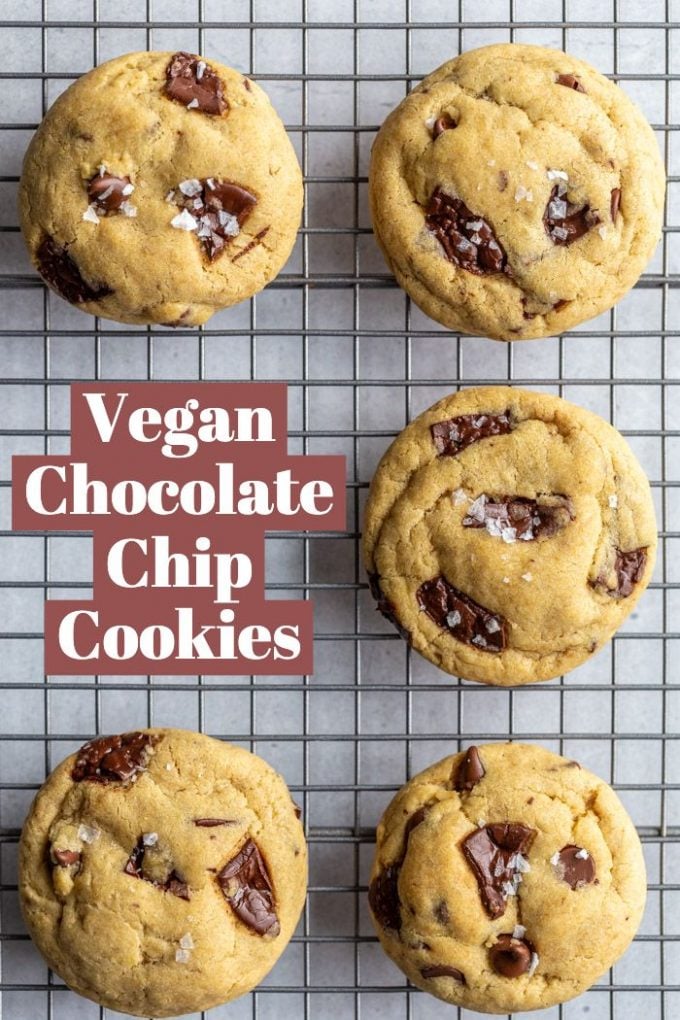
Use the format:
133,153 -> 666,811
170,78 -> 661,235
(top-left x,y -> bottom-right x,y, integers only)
363,386 -> 657,685
369,43 -> 665,340
19,51 -> 303,327
368,742 -> 646,1013
19,728 -> 307,1017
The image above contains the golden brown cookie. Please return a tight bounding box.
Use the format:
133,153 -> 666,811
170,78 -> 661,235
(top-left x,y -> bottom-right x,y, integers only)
19,51 -> 303,326
369,743 -> 646,1013
19,728 -> 307,1017
363,386 -> 657,685
369,43 -> 665,340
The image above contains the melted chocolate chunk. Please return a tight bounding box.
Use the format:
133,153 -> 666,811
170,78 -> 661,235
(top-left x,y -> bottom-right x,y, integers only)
556,73 -> 586,93
404,806 -> 428,840
217,839 -> 280,937
87,172 -> 131,214
544,184 -> 600,246
52,848 -> 81,867
461,823 -> 536,919
165,52 -> 228,115
421,964 -> 466,983
462,493 -> 574,542
432,113 -> 457,138
367,572 -> 410,642
593,547 -> 647,598
611,187 -> 622,222
490,934 -> 533,977
417,576 -> 507,653
193,818 -> 237,827
454,746 -> 485,792
430,410 -> 513,456
426,188 -> 507,275
232,225 -> 270,263
368,864 -> 401,932
72,731 -> 155,784
173,178 -> 258,261
36,238 -> 112,305
554,845 -> 596,889
123,837 -> 190,900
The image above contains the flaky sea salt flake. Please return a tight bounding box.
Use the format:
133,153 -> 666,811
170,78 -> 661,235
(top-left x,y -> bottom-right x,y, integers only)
521,572 -> 533,582
77,824 -> 99,844
171,209 -> 198,231
196,60 -> 206,80
515,185 -> 533,203
446,610 -> 462,628
528,952 -> 540,977
609,494 -> 618,508
452,487 -> 467,506
120,201 -> 137,217
575,848 -> 589,860
513,924 -> 526,939
179,179 -> 203,197
82,205 -> 100,224
142,832 -> 158,846
547,168 -> 568,181
550,852 -> 560,867
486,618 -> 501,634
175,948 -> 191,963
526,160 -> 540,170
121,182 -> 135,196
186,98 -> 199,109
179,933 -> 195,949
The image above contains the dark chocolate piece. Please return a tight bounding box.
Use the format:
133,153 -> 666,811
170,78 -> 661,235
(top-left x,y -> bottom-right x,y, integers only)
193,818 -> 237,827
217,839 -> 280,937
426,188 -> 507,275
490,934 -> 533,977
72,731 -> 155,784
462,493 -> 574,542
52,848 -> 81,867
172,178 -> 258,260
556,73 -> 586,93
611,187 -> 621,222
417,576 -> 507,653
367,572 -> 410,642
432,113 -> 457,138
232,226 -> 270,262
554,845 -> 596,889
87,172 -> 132,214
36,238 -> 112,305
421,964 -> 466,983
592,547 -> 647,598
430,410 -> 513,456
165,51 -> 227,115
454,746 -> 485,792
368,864 -> 401,933
544,184 -> 600,246
123,837 -> 190,900
461,823 -> 536,918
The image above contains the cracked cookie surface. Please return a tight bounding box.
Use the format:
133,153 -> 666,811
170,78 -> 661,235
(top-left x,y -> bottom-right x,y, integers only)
19,728 -> 307,1017
363,386 -> 657,685
368,43 -> 665,340
19,51 -> 302,327
369,742 -> 646,1013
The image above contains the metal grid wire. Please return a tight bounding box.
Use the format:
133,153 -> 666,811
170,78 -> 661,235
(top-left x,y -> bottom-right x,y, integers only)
0,0 -> 679,1018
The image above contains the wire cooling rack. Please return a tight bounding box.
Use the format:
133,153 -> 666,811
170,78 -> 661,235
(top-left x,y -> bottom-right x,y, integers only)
1,1 -> 679,1018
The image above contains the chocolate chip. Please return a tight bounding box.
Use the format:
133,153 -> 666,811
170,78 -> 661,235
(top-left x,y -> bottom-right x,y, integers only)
553,298 -> 570,312
173,179 -> 258,261
36,238 -> 112,305
554,845 -> 596,889
431,410 -> 513,457
544,184 -> 600,245
593,547 -> 647,598
52,848 -> 81,867
461,823 -> 536,918
426,188 -> 507,275
367,572 -> 410,642
421,964 -> 466,984
292,801 -> 302,819
87,172 -> 131,214
417,576 -> 507,653
556,73 -> 586,93
368,864 -> 401,932
432,113 -> 457,138
611,188 -> 622,222
217,839 -> 280,937
232,225 -> 270,263
123,837 -> 190,900
165,52 -> 228,115
72,732 -> 156,783
454,746 -> 485,792
462,493 -> 574,542
490,934 -> 533,977
193,818 -> 238,827
498,170 -> 509,192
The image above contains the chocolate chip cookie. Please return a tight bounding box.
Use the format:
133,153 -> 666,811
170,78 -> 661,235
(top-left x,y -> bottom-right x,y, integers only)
369,742 -> 646,1013
369,43 -> 665,340
19,51 -> 303,326
19,728 -> 306,1017
363,386 -> 657,685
